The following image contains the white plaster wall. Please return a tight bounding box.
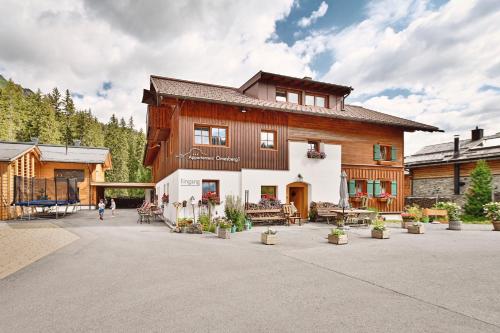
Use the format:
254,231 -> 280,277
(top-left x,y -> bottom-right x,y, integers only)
241,141 -> 341,205
154,141 -> 341,223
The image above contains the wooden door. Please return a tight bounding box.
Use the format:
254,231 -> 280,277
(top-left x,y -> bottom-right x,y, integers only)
287,182 -> 309,220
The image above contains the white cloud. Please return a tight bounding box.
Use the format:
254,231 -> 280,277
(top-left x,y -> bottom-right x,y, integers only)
297,1 -> 328,28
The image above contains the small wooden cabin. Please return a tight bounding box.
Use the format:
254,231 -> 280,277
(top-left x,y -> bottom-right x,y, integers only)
0,141 -> 111,220
142,71 -> 439,222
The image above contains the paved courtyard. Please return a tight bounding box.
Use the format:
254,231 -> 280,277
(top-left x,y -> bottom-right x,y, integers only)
1,209 -> 500,332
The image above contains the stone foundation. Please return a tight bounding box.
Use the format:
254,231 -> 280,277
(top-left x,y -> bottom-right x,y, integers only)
409,175 -> 500,206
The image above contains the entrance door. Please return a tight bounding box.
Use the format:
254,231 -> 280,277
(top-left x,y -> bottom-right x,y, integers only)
287,182 -> 309,221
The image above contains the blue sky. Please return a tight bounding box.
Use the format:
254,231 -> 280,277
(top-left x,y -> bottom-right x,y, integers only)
0,0 -> 499,154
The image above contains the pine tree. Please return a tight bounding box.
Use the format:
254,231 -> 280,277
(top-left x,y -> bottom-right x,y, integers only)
48,87 -> 62,116
464,160 -> 493,217
61,89 -> 76,147
105,114 -> 130,197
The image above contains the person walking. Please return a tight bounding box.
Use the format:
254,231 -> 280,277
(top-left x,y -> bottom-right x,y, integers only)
98,199 -> 105,221
110,198 -> 116,217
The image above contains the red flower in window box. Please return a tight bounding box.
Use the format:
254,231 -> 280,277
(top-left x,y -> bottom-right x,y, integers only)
307,151 -> 327,159
202,191 -> 220,205
261,193 -> 277,201
377,192 -> 393,201
162,193 -> 169,204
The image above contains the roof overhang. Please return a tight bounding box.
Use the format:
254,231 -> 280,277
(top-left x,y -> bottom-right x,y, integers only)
90,182 -> 155,189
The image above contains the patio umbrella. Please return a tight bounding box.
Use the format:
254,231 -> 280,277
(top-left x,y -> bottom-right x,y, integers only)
338,171 -> 350,228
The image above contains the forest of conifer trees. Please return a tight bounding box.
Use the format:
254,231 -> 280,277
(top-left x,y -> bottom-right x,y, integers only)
0,77 -> 151,197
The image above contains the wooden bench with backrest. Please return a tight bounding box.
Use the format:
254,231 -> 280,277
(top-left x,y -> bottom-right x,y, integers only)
245,208 -> 286,225
423,208 -> 448,222
316,207 -> 338,224
283,204 -> 302,226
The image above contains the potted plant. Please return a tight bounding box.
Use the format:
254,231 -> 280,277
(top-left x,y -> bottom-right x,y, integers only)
328,228 -> 348,245
435,202 -> 462,230
307,150 -> 327,159
484,202 -> 500,231
401,205 -> 422,228
377,192 -> 392,202
261,227 -> 278,245
371,221 -> 390,239
351,192 -> 367,203
407,222 -> 425,234
217,220 -> 232,239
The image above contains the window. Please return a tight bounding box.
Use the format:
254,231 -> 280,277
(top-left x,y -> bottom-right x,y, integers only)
374,144 -> 396,161
260,130 -> 276,149
194,125 -> 228,146
305,94 -> 327,107
349,179 -> 367,197
202,180 -> 219,203
261,186 -> 277,200
380,145 -> 392,161
54,169 -> 84,182
211,127 -> 227,146
276,89 -> 301,104
307,141 -> 319,152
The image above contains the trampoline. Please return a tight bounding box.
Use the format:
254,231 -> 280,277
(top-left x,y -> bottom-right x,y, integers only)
13,176 -> 80,219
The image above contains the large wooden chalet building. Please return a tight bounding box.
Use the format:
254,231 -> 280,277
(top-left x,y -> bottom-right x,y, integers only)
142,71 -> 439,222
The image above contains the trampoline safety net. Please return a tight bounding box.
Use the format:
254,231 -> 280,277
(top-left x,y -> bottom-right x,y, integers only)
13,176 -> 80,206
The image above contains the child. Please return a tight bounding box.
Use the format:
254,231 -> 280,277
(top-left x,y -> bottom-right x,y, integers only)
98,199 -> 105,221
110,198 -> 116,217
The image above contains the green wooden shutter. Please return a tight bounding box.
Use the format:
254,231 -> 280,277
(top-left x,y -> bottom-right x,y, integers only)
367,180 -> 374,197
373,144 -> 381,161
348,180 -> 356,197
391,180 -> 398,196
391,146 -> 397,161
374,180 -> 381,197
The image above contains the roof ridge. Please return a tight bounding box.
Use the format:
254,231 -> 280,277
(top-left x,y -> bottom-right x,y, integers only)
151,75 -> 238,91
38,143 -> 109,150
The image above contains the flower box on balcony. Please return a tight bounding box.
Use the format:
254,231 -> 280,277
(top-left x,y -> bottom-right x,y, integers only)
307,151 -> 326,159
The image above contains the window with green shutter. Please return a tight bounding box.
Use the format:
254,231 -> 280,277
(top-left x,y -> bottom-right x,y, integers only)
391,146 -> 397,161
348,180 -> 356,197
373,144 -> 381,161
374,180 -> 381,197
367,180 -> 374,197
391,180 -> 398,196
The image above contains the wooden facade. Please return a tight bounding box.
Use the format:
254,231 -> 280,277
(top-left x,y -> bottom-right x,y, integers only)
411,160 -> 500,179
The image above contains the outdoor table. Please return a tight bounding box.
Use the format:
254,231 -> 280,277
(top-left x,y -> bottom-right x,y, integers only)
330,209 -> 376,225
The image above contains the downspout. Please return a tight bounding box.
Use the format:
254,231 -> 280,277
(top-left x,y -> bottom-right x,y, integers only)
341,87 -> 353,111
453,135 -> 460,195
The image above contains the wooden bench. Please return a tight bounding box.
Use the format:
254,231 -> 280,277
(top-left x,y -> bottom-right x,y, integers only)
316,208 -> 338,224
245,208 -> 286,225
283,204 -> 302,226
423,208 -> 448,222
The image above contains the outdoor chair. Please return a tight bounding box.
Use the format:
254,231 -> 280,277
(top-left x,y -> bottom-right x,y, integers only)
283,203 -> 302,226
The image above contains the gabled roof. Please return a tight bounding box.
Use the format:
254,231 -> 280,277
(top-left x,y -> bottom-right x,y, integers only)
0,141 -> 111,168
0,142 -> 39,162
146,75 -> 440,132
38,144 -> 111,165
405,132 -> 500,167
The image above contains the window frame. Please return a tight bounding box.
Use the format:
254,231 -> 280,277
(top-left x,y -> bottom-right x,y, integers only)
307,141 -> 319,152
380,180 -> 392,195
275,87 -> 302,105
260,130 -> 277,151
202,179 -> 220,198
305,92 -> 328,108
261,185 -> 278,200
379,145 -> 392,161
193,124 -> 229,148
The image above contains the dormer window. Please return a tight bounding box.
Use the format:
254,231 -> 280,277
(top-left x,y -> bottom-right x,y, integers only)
305,93 -> 327,107
276,89 -> 300,104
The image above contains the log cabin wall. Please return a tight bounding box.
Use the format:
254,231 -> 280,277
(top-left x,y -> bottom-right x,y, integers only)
411,159 -> 500,179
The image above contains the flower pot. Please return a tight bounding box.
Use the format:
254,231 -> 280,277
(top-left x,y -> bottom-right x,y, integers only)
231,225 -> 237,233
218,228 -> 231,239
407,224 -> 425,234
378,197 -> 388,202
448,220 -> 462,231
328,234 -> 348,245
351,197 -> 362,202
371,229 -> 390,239
401,221 -> 414,229
491,221 -> 500,231
261,233 -> 278,245
180,227 -> 187,233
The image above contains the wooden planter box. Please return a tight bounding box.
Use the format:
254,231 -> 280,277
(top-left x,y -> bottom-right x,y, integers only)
350,197 -> 362,202
371,229 -> 390,239
328,234 -> 348,245
492,221 -> 500,231
407,225 -> 425,234
218,228 -> 231,239
261,233 -> 278,245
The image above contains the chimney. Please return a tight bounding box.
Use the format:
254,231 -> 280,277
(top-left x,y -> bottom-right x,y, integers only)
303,76 -> 312,80
453,135 -> 460,158
30,137 -> 39,144
471,126 -> 484,141
73,139 -> 81,147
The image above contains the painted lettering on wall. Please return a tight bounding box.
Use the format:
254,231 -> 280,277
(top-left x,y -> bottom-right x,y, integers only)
177,148 -> 240,163
180,179 -> 201,186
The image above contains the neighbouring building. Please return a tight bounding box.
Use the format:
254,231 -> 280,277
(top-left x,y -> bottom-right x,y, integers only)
0,141 -> 112,220
142,71 -> 439,222
405,127 -> 500,206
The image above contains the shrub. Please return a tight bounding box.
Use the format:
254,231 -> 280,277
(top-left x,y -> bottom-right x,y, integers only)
372,221 -> 386,231
434,201 -> 461,221
330,228 -> 345,236
464,160 -> 493,217
483,202 -> 500,221
405,204 -> 423,222
224,195 -> 245,231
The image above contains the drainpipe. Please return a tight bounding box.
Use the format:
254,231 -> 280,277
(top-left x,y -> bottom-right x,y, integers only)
453,135 -> 460,195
